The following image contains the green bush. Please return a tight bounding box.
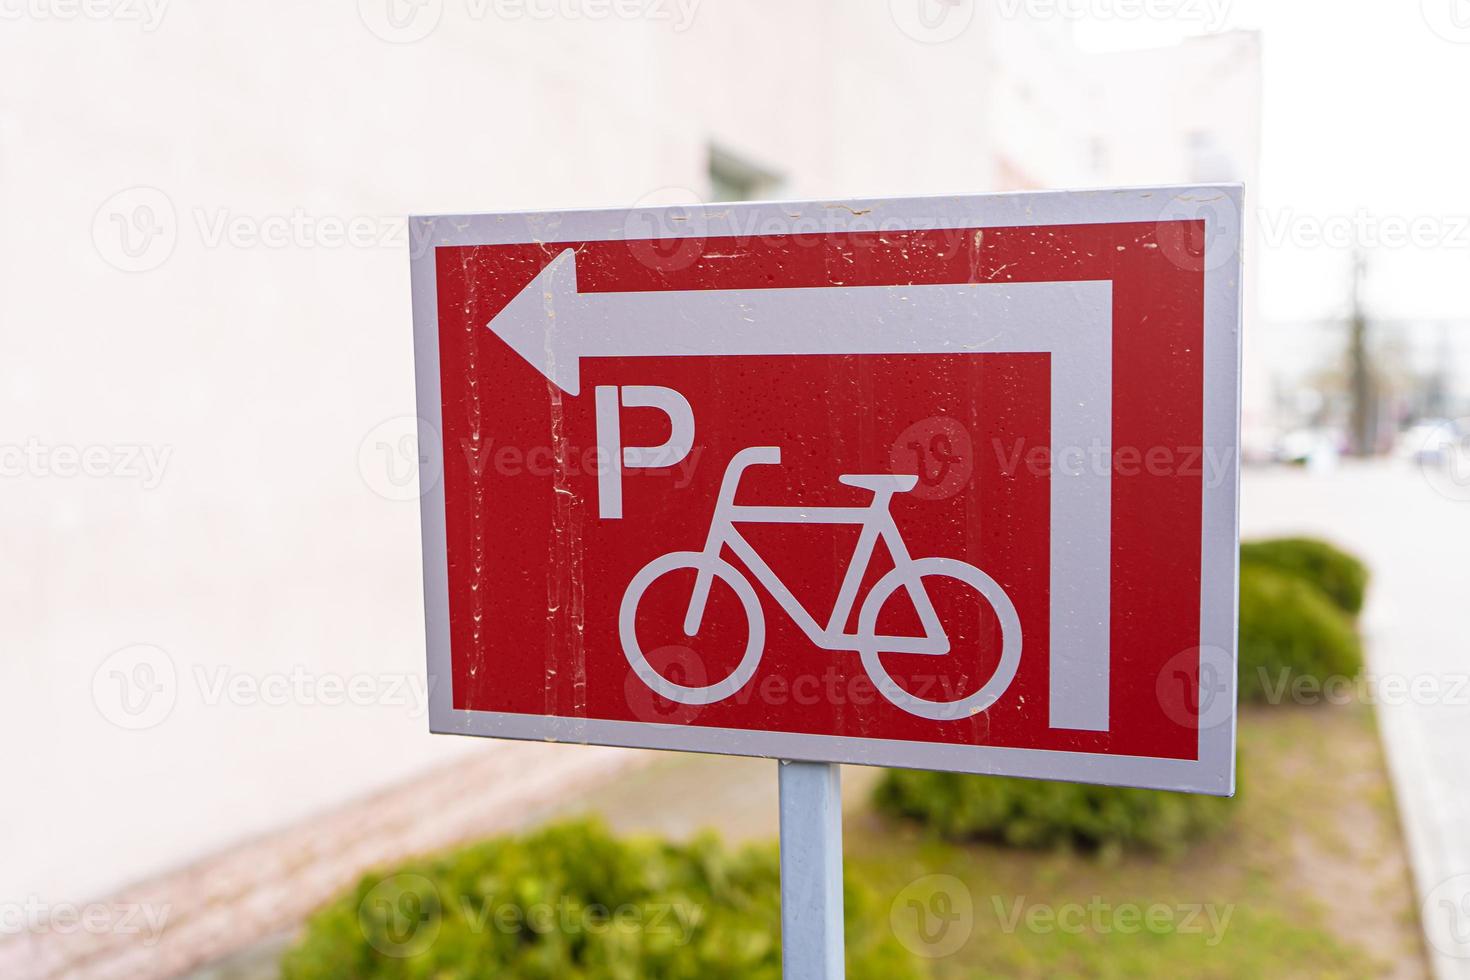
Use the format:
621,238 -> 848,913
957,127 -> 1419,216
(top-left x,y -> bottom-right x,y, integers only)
1240,537 -> 1368,616
873,770 -> 1232,858
1237,563 -> 1364,702
867,538 -> 1368,859
280,819 -> 923,980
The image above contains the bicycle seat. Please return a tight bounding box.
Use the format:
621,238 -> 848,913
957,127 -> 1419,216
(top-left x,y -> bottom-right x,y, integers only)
838,473 -> 920,493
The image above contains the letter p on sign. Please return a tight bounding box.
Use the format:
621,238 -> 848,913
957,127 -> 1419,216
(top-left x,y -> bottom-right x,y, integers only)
595,385 -> 695,519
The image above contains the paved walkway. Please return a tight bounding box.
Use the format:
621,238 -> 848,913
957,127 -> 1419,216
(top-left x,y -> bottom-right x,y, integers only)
0,742 -> 656,980
1241,462 -> 1470,980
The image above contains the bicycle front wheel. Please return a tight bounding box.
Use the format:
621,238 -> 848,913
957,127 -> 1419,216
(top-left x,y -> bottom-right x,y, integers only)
855,557 -> 1022,721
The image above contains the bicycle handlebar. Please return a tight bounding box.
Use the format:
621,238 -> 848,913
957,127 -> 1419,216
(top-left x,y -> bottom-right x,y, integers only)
728,446 -> 781,470
718,446 -> 782,503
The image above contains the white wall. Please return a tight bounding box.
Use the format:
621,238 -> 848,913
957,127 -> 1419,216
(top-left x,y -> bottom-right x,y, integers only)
0,3 -> 1259,907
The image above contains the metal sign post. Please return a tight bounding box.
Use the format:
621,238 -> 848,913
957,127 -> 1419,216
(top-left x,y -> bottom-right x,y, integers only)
778,760 -> 844,979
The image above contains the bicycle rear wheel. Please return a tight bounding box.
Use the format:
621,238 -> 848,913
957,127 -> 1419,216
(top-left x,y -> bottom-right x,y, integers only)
619,551 -> 765,706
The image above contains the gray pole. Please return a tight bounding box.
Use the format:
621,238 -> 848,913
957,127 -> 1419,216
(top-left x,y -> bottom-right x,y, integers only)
1347,250 -> 1375,455
778,760 -> 845,979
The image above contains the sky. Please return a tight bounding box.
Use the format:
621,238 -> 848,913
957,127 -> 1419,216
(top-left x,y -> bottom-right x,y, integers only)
1077,0 -> 1470,325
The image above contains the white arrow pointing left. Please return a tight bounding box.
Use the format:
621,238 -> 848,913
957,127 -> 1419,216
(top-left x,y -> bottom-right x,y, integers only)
489,247 -> 1107,398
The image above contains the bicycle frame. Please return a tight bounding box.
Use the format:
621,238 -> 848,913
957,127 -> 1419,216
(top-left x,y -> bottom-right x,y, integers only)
684,447 -> 949,656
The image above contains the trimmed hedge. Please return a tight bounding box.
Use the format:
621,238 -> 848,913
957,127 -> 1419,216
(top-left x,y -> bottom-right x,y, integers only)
280,820 -> 923,980
870,537 -> 1368,857
1237,562 -> 1364,703
873,770 -> 1232,857
1240,537 -> 1368,617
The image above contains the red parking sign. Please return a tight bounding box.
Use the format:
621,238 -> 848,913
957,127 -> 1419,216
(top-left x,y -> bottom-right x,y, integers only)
411,186 -> 1241,794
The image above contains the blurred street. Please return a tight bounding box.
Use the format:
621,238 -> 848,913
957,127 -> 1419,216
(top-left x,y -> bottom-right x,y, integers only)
1242,460 -> 1470,978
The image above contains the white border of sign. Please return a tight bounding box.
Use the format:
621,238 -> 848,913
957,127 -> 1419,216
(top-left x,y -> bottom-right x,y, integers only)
409,184 -> 1242,796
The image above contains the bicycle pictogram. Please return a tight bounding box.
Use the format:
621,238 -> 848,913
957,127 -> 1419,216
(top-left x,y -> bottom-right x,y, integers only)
618,446 -> 1021,720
